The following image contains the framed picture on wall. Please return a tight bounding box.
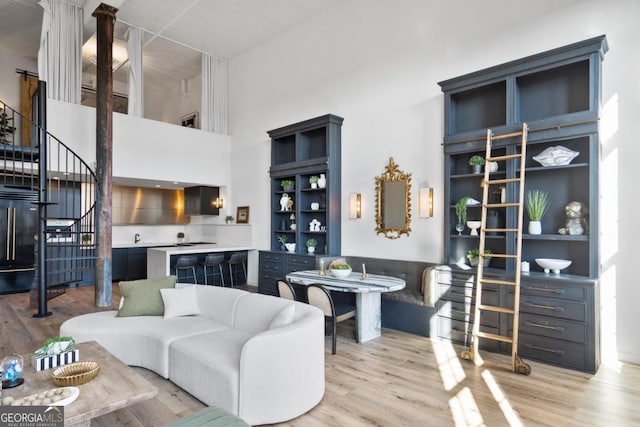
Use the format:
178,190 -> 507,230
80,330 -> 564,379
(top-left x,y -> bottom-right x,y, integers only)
236,206 -> 250,224
181,112 -> 198,128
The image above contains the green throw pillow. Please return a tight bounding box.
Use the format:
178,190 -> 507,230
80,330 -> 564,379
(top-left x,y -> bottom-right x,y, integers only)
117,276 -> 177,317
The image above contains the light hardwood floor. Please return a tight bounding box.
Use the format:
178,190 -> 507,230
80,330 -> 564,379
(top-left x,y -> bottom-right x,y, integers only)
1,286 -> 639,426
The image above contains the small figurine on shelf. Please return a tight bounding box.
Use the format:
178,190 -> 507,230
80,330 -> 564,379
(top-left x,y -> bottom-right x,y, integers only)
309,218 -> 321,232
280,193 -> 290,211
558,201 -> 588,235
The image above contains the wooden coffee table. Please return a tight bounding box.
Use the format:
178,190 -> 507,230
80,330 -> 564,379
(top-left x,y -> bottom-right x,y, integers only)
3,340 -> 158,426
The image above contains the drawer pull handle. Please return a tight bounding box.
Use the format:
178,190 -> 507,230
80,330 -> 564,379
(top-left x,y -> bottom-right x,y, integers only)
523,285 -> 564,295
524,321 -> 565,332
525,343 -> 565,356
524,302 -> 565,312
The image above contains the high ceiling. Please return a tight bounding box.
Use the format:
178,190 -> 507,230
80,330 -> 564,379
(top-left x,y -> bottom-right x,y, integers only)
1,0 -> 345,86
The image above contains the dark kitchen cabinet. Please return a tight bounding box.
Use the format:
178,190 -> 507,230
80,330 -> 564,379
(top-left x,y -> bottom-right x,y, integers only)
258,250 -> 317,296
112,247 -> 148,281
184,186 -> 220,216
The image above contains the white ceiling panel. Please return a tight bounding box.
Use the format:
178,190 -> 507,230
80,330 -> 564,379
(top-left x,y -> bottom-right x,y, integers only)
1,0 -> 344,87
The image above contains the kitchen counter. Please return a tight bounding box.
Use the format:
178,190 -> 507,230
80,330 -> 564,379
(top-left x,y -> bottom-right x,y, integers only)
113,242 -> 180,249
147,243 -> 254,279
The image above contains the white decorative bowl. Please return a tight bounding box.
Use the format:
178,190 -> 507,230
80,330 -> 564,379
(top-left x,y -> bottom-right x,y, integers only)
330,268 -> 352,279
284,243 -> 296,252
466,220 -> 482,235
535,258 -> 572,274
532,146 -> 579,167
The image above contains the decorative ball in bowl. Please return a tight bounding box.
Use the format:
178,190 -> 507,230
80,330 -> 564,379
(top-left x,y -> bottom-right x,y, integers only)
330,264 -> 352,279
535,258 -> 572,274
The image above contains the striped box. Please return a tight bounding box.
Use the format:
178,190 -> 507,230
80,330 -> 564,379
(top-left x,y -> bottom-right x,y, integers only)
32,349 -> 80,371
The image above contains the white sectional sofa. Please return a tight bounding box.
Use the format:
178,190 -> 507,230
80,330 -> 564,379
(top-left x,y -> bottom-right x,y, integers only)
60,283 -> 326,426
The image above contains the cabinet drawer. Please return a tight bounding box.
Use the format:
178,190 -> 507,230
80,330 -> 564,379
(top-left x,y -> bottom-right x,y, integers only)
437,283 -> 498,305
520,281 -> 587,302
260,251 -> 284,263
437,317 -> 499,352
518,332 -> 587,371
437,299 -> 499,326
437,283 -> 473,302
512,313 -> 586,344
260,261 -> 284,275
513,295 -> 586,322
286,254 -> 316,270
258,271 -> 280,296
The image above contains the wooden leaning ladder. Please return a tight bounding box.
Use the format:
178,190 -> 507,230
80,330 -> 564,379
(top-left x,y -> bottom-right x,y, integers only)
461,123 -> 532,375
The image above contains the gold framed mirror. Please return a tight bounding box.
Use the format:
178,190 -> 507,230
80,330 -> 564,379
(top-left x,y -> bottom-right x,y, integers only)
375,157 -> 412,239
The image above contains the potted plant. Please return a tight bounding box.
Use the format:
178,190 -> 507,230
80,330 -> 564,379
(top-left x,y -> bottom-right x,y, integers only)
225,215 -> 234,224
467,248 -> 492,267
81,234 -> 92,245
277,234 -> 288,251
281,179 -> 295,191
305,238 -> 317,253
454,196 -> 470,234
525,190 -> 549,235
177,232 -> 185,243
328,261 -> 352,278
309,175 -> 319,189
469,155 -> 485,174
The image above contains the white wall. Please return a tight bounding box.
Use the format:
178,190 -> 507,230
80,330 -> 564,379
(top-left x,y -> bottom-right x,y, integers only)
229,0 -> 640,363
47,100 -> 231,187
0,55 -> 37,109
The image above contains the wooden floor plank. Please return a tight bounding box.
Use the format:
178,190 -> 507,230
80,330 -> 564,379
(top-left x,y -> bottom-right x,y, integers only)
1,285 -> 639,426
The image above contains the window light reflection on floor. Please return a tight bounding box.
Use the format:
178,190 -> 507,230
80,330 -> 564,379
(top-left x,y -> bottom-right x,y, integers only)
449,386 -> 483,427
481,369 -> 523,426
433,338 -> 466,391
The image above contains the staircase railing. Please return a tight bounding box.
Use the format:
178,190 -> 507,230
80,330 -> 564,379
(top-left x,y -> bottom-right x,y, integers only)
0,92 -> 97,306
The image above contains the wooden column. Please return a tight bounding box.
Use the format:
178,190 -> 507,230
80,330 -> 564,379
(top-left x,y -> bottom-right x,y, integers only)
93,3 -> 118,307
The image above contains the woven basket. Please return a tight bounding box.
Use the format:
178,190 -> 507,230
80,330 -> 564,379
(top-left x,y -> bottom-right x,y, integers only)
51,361 -> 100,386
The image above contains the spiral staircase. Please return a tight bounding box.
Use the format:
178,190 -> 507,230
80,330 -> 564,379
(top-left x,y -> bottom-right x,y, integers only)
0,82 -> 97,315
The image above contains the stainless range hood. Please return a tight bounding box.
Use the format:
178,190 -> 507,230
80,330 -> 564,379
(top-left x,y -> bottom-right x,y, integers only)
113,185 -> 189,225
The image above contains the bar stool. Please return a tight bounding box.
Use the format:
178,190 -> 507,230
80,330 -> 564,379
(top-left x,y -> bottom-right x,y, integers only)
199,253 -> 225,286
225,252 -> 247,287
172,255 -> 198,283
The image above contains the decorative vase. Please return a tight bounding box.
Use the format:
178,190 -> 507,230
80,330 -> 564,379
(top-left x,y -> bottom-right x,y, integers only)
317,174 -> 326,189
471,164 -> 482,174
307,246 -> 315,254
311,202 -> 319,210
455,223 -> 464,235
529,220 -> 542,235
311,183 -> 317,189
486,211 -> 499,235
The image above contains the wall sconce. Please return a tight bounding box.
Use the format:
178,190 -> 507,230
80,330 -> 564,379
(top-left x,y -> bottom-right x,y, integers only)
419,187 -> 433,218
349,193 -> 361,219
212,197 -> 224,209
